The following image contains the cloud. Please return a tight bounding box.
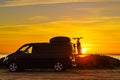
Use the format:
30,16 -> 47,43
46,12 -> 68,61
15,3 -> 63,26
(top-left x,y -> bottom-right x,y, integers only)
93,16 -> 120,20
57,16 -> 120,25
0,1 -> 120,26
29,16 -> 48,21
0,0 -> 82,7
0,0 -> 120,7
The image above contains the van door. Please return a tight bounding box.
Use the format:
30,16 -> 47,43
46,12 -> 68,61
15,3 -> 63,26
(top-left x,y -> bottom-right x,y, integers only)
31,44 -> 55,68
16,45 -> 34,68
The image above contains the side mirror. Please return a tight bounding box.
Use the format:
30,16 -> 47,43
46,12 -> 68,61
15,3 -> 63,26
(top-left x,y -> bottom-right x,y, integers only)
17,51 -> 24,54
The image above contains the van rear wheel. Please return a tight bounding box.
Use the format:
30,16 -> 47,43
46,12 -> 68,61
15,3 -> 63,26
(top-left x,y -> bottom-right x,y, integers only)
54,62 -> 65,72
9,63 -> 19,72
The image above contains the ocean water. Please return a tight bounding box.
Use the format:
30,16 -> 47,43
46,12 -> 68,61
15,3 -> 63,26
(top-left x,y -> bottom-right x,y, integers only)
107,54 -> 120,60
0,54 -> 7,58
0,54 -> 120,60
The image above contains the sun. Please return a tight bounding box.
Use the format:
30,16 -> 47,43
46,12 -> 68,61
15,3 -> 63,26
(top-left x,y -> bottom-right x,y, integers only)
81,48 -> 87,54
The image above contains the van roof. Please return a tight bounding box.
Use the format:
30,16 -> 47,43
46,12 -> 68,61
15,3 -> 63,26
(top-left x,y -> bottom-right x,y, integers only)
25,43 -> 50,46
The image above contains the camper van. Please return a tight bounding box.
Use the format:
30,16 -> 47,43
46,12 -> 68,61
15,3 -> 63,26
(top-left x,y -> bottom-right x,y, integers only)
3,36 -> 73,72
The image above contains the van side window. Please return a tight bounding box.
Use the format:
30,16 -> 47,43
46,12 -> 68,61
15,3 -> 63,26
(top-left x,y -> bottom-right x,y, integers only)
19,45 -> 33,54
27,47 -> 32,54
20,45 -> 29,52
24,47 -> 32,54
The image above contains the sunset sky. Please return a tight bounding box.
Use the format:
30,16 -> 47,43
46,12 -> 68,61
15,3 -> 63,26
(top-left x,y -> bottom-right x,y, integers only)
0,0 -> 120,54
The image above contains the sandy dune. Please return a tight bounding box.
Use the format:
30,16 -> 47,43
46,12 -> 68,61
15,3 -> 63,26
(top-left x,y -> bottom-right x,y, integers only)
0,69 -> 120,80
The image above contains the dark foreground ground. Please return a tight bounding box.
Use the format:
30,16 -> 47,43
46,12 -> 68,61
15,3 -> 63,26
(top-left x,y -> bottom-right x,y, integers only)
0,69 -> 120,80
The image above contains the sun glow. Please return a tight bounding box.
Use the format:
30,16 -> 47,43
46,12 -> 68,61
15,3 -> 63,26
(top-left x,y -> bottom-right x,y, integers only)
82,48 -> 87,54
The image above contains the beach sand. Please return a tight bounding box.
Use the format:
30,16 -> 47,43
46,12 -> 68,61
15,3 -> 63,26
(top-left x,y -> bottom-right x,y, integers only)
0,69 -> 120,80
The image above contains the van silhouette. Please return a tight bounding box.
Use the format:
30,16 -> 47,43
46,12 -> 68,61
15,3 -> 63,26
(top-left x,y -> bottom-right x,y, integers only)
3,36 -> 73,72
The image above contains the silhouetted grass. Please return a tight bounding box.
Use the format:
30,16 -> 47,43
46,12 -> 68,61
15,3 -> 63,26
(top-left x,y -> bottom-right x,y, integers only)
75,54 -> 120,69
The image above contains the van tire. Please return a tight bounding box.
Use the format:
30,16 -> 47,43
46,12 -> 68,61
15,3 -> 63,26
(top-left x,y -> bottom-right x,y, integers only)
54,62 -> 65,72
8,63 -> 19,72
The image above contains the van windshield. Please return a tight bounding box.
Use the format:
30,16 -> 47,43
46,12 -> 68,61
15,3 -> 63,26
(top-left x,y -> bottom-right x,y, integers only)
17,45 -> 32,54
19,45 -> 29,52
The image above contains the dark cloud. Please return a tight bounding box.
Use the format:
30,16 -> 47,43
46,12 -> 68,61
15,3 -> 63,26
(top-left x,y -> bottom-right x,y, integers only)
0,0 -> 6,4
0,0 -> 16,4
0,1 -> 120,25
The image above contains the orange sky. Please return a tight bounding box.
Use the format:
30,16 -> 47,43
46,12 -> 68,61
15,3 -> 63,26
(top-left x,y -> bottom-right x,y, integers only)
0,0 -> 120,54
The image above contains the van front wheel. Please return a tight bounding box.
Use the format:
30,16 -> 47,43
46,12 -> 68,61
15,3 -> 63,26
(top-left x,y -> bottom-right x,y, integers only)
9,63 -> 19,72
54,62 -> 65,71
